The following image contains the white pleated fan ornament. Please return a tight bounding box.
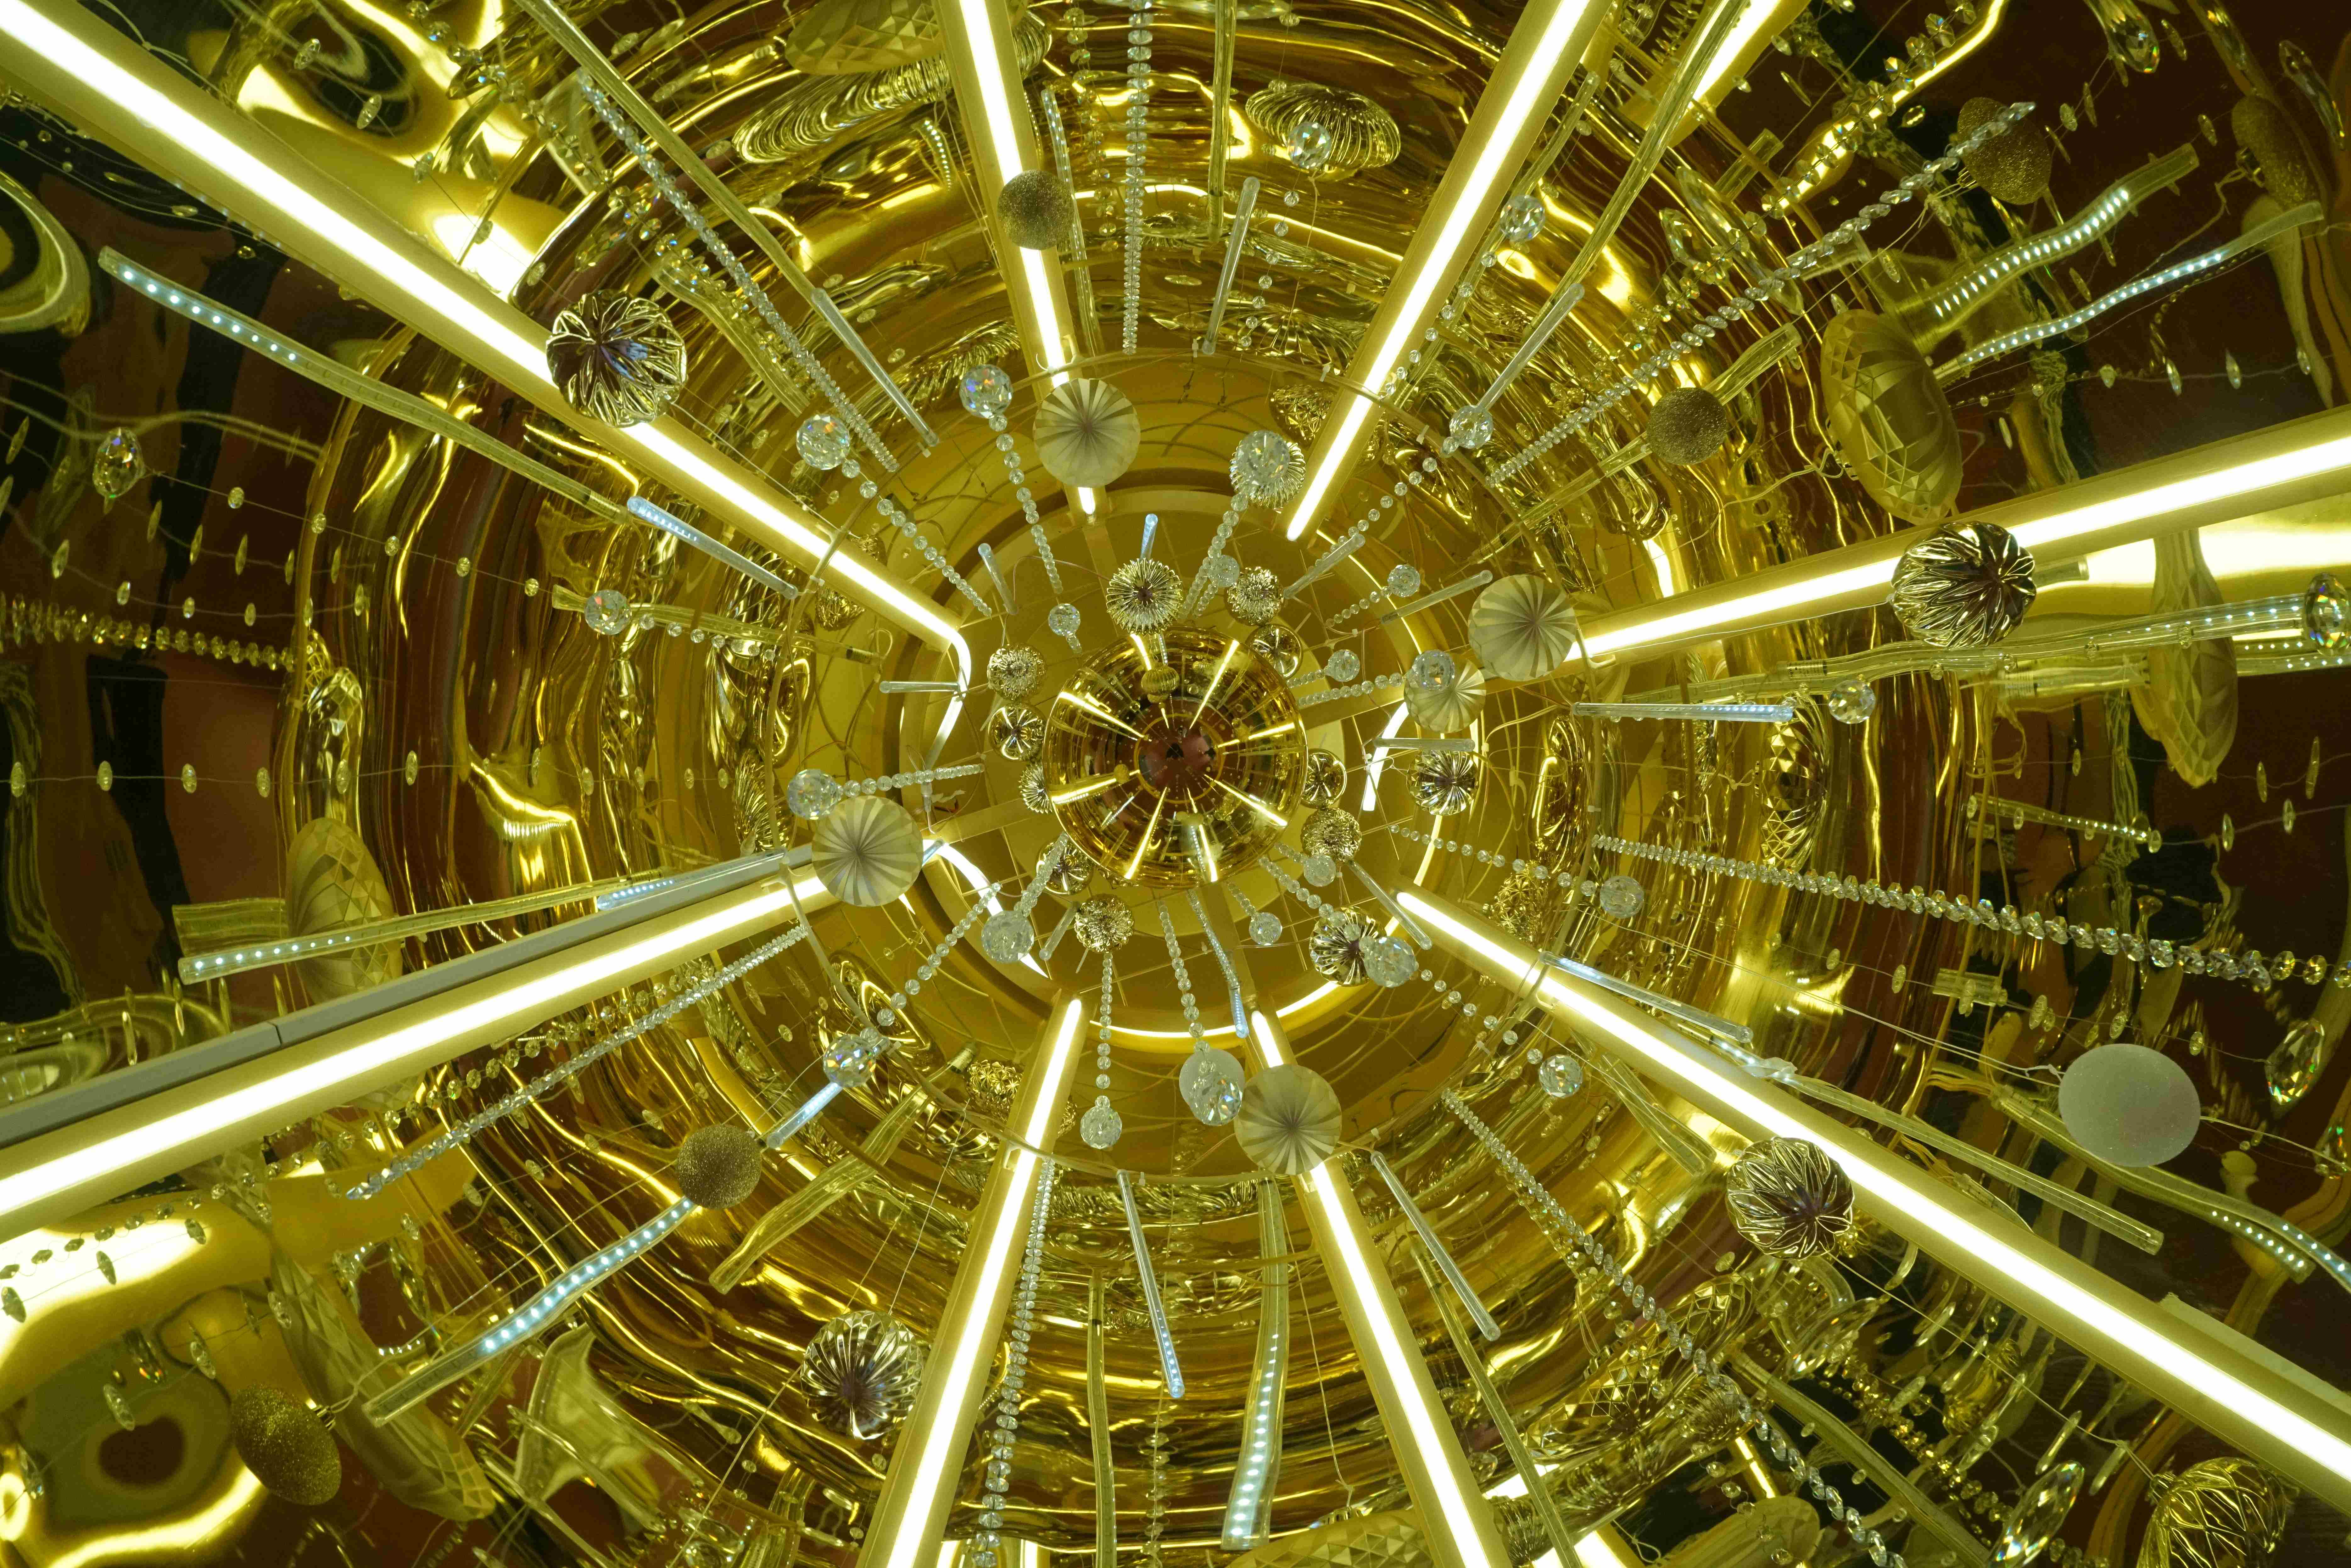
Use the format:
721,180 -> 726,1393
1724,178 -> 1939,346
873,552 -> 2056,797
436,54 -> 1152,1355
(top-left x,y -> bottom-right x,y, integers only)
1034,378 -> 1141,488
812,796 -> 924,907
1467,573 -> 1579,681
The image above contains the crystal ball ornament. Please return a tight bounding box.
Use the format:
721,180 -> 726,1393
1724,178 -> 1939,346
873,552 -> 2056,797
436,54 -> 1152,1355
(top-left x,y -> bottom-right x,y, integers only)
980,910 -> 1036,962
1448,404 -> 1495,451
1285,118 -> 1334,171
1890,521 -> 2037,648
997,169 -> 1075,249
824,1026 -> 890,1088
797,413 -> 854,470
1180,1047 -> 1246,1124
1387,564 -> 1422,596
1248,909 -> 1283,945
1725,1136 -> 1855,1259
1047,602 -> 1082,641
1325,649 -> 1361,684
1230,430 -> 1306,507
1827,680 -> 1877,724
1539,1054 -> 1585,1098
545,289 -> 688,427
1300,851 -> 1338,886
787,768 -> 844,819
1080,1099 -> 1124,1149
1362,934 -> 1415,988
1596,874 -> 1645,921
2302,571 -> 2348,651
581,588 -> 632,635
988,644 -> 1045,699
960,364 -> 1015,417
91,427 -> 145,502
1498,192 -> 1545,244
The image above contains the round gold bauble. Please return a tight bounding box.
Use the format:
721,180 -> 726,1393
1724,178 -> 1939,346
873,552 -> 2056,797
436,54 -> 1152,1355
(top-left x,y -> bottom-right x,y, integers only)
1106,558 -> 1186,633
1236,1063 -> 1343,1174
1034,378 -> 1140,488
1403,660 -> 1486,734
988,704 -> 1045,760
1307,907 -> 1375,984
1646,386 -> 1732,466
1957,98 -> 2052,204
1044,845 -> 1094,895
1044,627 -> 1306,889
812,796 -> 923,906
1724,1136 -> 1854,1258
1250,623 -> 1302,677
1072,895 -> 1136,952
1411,751 -> 1480,815
545,291 -> 687,428
2137,1458 -> 2295,1568
674,1124 -> 763,1208
1468,574 -> 1578,682
1241,81 -> 1402,178
1889,521 -> 2037,647
988,644 -> 1045,699
1819,310 -> 1961,523
797,1309 -> 928,1440
230,1387 -> 341,1505
1019,762 -> 1051,813
1299,807 -> 1363,862
1301,748 -> 1347,806
1225,565 -> 1282,626
285,816 -> 401,1003
996,170 -> 1073,249
2229,95 -> 2318,206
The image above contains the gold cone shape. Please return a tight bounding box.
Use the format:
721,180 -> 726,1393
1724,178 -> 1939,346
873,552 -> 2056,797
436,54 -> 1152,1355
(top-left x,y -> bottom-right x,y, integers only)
1467,575 -> 1578,682
1237,1064 -> 1342,1175
812,795 -> 923,907
1035,378 -> 1141,488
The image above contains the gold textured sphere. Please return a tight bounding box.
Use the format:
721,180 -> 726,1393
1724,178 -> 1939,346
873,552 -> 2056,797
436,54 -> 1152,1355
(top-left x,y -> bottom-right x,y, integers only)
1242,81 -> 1402,179
675,1124 -> 764,1208
230,1387 -> 341,1505
545,291 -> 687,427
1819,310 -> 1962,524
1411,751 -> 1480,815
1646,386 -> 1731,466
988,644 -> 1045,699
1045,627 -> 1306,888
1072,895 -> 1136,952
1035,377 -> 1140,488
1403,660 -> 1486,734
1889,521 -> 2037,647
1300,806 -> 1363,862
996,170 -> 1074,249
1106,558 -> 1186,633
1957,98 -> 2051,204
989,704 -> 1045,760
811,795 -> 923,906
1225,565 -> 1282,626
2136,1458 -> 2295,1568
2229,95 -> 2318,206
1724,1136 -> 1854,1258
1301,748 -> 1347,806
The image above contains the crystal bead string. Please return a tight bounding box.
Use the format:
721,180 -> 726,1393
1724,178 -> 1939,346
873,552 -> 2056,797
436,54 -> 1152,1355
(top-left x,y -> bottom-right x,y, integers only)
1444,1093 -> 1908,1568
1087,951 -> 1119,1141
1118,0 -> 1155,352
1181,497 -> 1248,617
978,406 -> 1064,597
1142,1397 -> 1171,1565
1330,564 -> 1423,628
577,81 -> 896,470
1231,886 -> 1282,945
1155,902 -> 1211,1057
986,838 -> 1078,963
785,762 -> 983,819
1589,832 -> 2329,991
1385,823 -> 1599,903
834,456 -> 994,616
1298,673 -> 1404,709
877,884 -> 1004,1028
1487,102 -> 2035,485
968,1156 -> 1058,1568
342,924 -> 812,1198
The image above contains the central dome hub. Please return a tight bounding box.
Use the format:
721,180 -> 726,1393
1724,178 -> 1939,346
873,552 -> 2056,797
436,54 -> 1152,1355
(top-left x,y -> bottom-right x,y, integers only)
1044,626 -> 1307,889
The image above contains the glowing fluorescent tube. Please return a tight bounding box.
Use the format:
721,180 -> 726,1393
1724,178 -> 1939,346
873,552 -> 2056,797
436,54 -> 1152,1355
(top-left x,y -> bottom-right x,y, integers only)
1118,1168 -> 1185,1398
1370,1152 -> 1499,1339
628,496 -> 796,599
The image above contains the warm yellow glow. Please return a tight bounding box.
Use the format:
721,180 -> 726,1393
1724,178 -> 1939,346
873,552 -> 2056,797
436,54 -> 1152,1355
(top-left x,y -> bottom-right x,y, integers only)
43,1469 -> 266,1568
1689,0 -> 1793,105
429,212 -> 534,296
1399,890 -> 2351,1493
948,0 -> 1072,379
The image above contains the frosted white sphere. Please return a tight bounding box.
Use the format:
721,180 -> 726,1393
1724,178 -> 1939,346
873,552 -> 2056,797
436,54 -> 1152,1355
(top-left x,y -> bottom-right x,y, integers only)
2058,1044 -> 2201,1167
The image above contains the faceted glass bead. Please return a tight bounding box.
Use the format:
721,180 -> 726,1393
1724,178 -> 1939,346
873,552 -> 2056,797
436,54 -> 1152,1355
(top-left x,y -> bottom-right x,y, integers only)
1179,1048 -> 1245,1124
796,413 -> 853,470
1229,429 -> 1306,507
1539,1054 -> 1585,1097
2304,571 -> 2349,651
1498,192 -> 1545,244
1248,910 -> 1283,945
91,427 -> 145,502
1386,563 -> 1422,596
786,768 -> 843,819
1362,935 -> 1415,987
1325,649 -> 1361,683
1047,602 -> 1082,639
1285,119 -> 1333,170
1080,1098 -> 1124,1149
1300,852 -> 1337,887
1596,873 -> 1646,921
581,588 -> 632,635
1826,680 -> 1877,724
824,1027 -> 887,1088
960,364 -> 1015,417
980,911 -> 1036,962
1408,649 -> 1456,690
1448,403 -> 1495,450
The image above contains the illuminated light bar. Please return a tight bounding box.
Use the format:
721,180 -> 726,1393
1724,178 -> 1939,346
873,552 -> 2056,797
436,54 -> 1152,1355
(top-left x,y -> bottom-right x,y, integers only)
1570,700 -> 1794,724
1579,402 -> 2351,663
1399,886 -> 2351,1514
179,875 -> 623,985
1248,1011 -> 1514,1568
1371,735 -> 1480,753
1202,176 -> 1262,353
860,997 -> 1087,1568
628,496 -> 797,599
1346,864 -> 1435,951
1118,1169 -> 1186,1397
1282,0 -> 1613,539
1370,1152 -> 1498,1339
1222,1181 -> 1291,1549
0,0 -> 963,672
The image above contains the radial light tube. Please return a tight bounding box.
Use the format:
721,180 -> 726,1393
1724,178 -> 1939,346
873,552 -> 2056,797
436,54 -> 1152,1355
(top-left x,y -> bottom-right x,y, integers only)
1222,1180 -> 1292,1548
1118,1168 -> 1186,1398
1370,1152 -> 1499,1339
1202,176 -> 1261,353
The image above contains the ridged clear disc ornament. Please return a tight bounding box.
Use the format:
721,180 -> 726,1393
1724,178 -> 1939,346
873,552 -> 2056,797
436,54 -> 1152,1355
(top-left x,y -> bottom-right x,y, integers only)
1404,658 -> 1485,733
812,797 -> 923,906
1230,430 -> 1306,507
960,364 -> 1014,417
1596,873 -> 1645,921
1468,573 -> 1579,681
797,413 -> 853,470
1362,934 -> 1415,988
1236,1064 -> 1343,1175
1539,1054 -> 1584,1097
1034,377 -> 1140,488
1080,1099 -> 1124,1149
980,911 -> 1036,962
1179,1047 -> 1246,1124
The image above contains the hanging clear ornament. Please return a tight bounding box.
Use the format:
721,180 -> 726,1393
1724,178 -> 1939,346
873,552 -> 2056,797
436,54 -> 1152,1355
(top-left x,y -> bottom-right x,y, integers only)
1080,1098 -> 1124,1149
797,413 -> 854,470
1179,1047 -> 1246,1125
1539,1054 -> 1585,1097
960,364 -> 1015,417
824,1027 -> 889,1088
787,768 -> 845,819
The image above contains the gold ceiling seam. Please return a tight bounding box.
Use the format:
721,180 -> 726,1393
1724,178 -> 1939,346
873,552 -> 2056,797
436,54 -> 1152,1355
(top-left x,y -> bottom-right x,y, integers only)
1246,1008 -> 1516,1568
1579,400 -> 2351,664
1281,0 -> 1616,540
0,0 -> 963,661
858,993 -> 1088,1568
0,859 -> 838,1247
1398,886 -> 2351,1515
